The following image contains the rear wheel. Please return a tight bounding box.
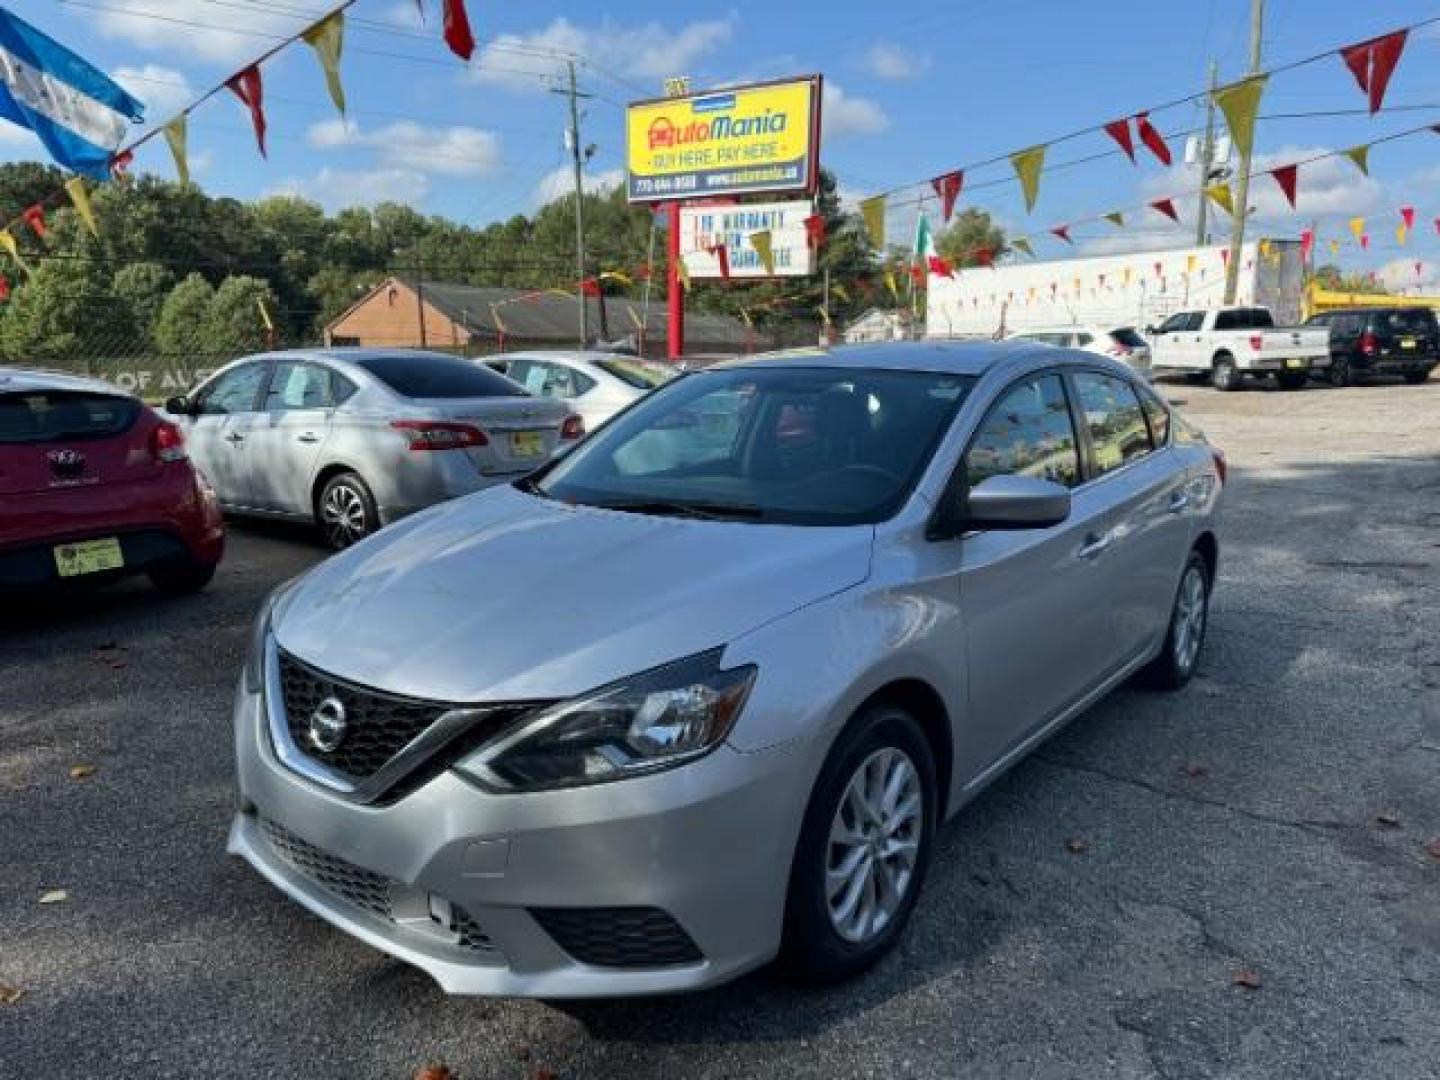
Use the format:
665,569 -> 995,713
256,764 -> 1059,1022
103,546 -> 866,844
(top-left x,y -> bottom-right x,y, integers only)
317,472 -> 378,550
1327,355 -> 1352,387
1403,366 -> 1433,385
148,559 -> 217,595
1211,354 -> 1241,392
783,704 -> 937,983
1141,550 -> 1211,691
1276,370 -> 1308,391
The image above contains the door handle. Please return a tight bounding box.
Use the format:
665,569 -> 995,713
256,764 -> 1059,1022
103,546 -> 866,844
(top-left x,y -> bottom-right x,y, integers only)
1078,531 -> 1112,560
296,432 -> 320,444
1167,490 -> 1191,514
225,432 -> 245,445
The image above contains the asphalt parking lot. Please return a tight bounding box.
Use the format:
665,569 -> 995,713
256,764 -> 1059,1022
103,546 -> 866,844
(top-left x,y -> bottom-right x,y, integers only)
3,376 -> 1438,1080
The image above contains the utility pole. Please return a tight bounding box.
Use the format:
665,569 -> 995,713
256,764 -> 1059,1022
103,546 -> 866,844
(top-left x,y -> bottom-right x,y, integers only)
1223,0 -> 1264,304
1195,61 -> 1219,246
552,60 -> 593,346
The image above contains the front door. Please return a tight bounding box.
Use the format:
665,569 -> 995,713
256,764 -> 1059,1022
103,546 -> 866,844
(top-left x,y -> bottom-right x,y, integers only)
181,360 -> 270,506
954,372 -> 1119,776
245,360 -> 334,514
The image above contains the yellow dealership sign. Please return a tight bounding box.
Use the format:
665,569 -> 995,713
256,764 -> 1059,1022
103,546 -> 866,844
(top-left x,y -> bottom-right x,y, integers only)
626,76 -> 822,203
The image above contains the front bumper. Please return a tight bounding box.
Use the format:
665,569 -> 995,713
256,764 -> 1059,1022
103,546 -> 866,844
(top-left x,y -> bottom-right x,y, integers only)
229,681 -> 815,997
1239,356 -> 1330,373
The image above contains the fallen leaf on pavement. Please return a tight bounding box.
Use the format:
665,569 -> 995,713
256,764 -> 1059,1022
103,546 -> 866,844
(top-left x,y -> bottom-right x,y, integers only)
532,1071 -> 557,1080
1425,838 -> 1440,860
413,1065 -> 455,1080
0,984 -> 21,1006
38,889 -> 67,905
1065,837 -> 1089,855
1232,969 -> 1262,990
1179,763 -> 1209,779
1374,810 -> 1401,828
69,764 -> 98,781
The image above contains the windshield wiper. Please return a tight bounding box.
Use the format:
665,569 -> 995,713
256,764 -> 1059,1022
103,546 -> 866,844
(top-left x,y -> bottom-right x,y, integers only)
592,498 -> 766,521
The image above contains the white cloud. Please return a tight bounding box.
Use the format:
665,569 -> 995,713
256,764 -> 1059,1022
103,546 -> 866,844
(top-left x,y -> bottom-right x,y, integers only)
532,166 -> 624,207
269,167 -> 431,210
0,123 -> 39,148
384,1 -> 425,29
864,43 -> 930,81
470,17 -> 735,92
1378,257 -> 1438,291
89,0 -> 334,63
823,82 -> 889,140
112,65 -> 196,124
304,119 -> 503,176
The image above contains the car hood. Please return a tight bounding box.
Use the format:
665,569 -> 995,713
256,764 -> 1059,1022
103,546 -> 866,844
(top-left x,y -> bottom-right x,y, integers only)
273,484 -> 873,702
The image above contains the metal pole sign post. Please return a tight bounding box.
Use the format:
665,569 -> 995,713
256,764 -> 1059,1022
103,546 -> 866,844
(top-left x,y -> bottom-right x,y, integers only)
626,75 -> 824,360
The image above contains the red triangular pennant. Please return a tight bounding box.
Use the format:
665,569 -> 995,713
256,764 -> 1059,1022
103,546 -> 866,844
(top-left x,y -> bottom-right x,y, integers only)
0,275 -> 10,301
1300,229 -> 1313,260
1049,225 -> 1072,244
974,246 -> 995,268
803,213 -> 826,251
580,277 -> 601,298
706,243 -> 730,280
21,204 -> 46,239
109,149 -> 133,178
926,254 -> 955,279
1220,248 -> 1230,267
1400,205 -> 1415,230
1340,30 -> 1408,114
1103,119 -> 1136,163
1270,164 -> 1298,209
1360,234 -> 1370,250
1135,112 -> 1172,166
931,170 -> 963,223
442,0 -> 476,61
1149,198 -> 1179,223
227,65 -> 268,158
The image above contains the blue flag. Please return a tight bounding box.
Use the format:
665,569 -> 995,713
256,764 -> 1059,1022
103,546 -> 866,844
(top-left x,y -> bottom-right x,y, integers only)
0,9 -> 145,178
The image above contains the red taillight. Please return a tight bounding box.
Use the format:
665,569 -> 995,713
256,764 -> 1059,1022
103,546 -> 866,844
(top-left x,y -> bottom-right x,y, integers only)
1359,331 -> 1378,356
1212,448 -> 1227,485
560,414 -> 585,441
1248,334 -> 1264,351
389,420 -> 487,451
150,420 -> 187,463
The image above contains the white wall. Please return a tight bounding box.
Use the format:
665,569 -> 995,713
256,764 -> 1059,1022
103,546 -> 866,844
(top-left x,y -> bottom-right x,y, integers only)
926,239 -> 1305,337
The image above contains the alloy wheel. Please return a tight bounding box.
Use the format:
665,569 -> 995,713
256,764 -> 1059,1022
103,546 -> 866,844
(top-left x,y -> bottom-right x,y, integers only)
321,483 -> 369,547
825,747 -> 923,945
1171,565 -> 1208,674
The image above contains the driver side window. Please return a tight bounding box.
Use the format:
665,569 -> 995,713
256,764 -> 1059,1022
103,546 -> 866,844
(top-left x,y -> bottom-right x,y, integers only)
195,362 -> 267,416
965,374 -> 1079,489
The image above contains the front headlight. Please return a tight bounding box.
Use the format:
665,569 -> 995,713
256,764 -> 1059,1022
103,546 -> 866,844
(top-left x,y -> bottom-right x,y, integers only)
456,650 -> 757,793
242,577 -> 301,694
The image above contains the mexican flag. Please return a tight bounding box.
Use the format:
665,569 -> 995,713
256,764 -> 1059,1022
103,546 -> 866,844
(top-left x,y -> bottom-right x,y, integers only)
914,211 -> 936,260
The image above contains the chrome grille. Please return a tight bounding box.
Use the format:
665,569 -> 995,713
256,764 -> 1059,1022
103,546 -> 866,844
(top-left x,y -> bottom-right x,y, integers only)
278,651 -> 449,781
259,818 -> 494,954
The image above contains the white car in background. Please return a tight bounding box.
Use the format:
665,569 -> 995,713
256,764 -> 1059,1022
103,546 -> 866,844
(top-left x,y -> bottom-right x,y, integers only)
498,352 -> 678,432
1005,326 -> 1152,377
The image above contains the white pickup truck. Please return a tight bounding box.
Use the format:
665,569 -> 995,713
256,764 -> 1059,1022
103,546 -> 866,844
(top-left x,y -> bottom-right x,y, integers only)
1148,306 -> 1331,391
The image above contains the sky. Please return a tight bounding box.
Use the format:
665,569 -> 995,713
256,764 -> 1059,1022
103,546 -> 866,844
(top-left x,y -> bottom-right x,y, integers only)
3,0 -> 1440,288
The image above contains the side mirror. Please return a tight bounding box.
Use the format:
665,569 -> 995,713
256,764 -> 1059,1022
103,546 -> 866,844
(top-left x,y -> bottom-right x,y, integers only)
164,395 -> 192,416
967,475 -> 1071,529
1145,325 -> 1159,336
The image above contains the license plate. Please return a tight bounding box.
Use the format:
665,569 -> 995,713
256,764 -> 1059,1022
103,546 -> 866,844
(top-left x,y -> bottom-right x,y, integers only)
1285,357 -> 1306,369
509,431 -> 544,457
1401,338 -> 1417,349
54,537 -> 124,577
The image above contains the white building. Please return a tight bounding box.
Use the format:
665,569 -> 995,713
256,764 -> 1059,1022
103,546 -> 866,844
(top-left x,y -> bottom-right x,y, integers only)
926,239 -> 1306,339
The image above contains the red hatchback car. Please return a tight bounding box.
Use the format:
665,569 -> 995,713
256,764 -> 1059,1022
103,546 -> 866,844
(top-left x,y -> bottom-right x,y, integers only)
0,369 -> 224,593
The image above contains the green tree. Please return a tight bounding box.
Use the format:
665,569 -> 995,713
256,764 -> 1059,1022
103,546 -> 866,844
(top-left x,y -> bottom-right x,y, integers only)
206,275 -> 279,353
111,262 -> 175,349
935,208 -> 1007,268
155,273 -> 215,357
1312,263 -> 1387,294
0,257 -> 129,365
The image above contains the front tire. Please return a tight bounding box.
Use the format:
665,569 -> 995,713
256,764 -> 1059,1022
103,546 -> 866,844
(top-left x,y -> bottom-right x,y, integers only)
1141,550 -> 1211,690
1403,366 -> 1433,385
782,705 -> 937,983
317,472 -> 379,550
1212,354 -> 1241,392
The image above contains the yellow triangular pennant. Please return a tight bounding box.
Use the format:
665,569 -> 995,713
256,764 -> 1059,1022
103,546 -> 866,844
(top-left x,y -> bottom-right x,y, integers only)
749,229 -> 775,276
163,116 -> 189,186
1103,211 -> 1125,227
1011,236 -> 1034,257
1342,145 -> 1370,176
1348,217 -> 1365,243
65,177 -> 98,237
1010,145 -> 1046,213
0,229 -> 29,276
860,196 -> 886,249
1204,183 -> 1234,216
1214,75 -> 1267,159
302,12 -> 347,115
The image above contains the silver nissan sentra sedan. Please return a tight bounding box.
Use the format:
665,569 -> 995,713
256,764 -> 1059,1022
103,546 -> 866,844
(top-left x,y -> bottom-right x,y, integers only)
229,341 -> 1224,997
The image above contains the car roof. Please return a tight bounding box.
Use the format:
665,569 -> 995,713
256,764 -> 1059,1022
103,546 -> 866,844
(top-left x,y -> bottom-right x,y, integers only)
717,340 -> 1060,378
0,366 -> 135,398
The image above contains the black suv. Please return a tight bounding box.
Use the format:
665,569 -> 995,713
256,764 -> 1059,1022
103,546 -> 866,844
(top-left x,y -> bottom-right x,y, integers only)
1304,307 -> 1438,387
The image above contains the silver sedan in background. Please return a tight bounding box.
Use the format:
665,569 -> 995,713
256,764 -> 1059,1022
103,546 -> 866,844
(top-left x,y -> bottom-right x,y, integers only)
230,342 -> 1223,997
496,351 -> 677,432
167,349 -> 583,548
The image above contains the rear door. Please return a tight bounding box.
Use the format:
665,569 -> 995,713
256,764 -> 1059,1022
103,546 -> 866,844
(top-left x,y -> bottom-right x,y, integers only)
957,372 -> 1118,773
1066,369 -> 1190,662
181,361 -> 270,505
245,360 -> 336,513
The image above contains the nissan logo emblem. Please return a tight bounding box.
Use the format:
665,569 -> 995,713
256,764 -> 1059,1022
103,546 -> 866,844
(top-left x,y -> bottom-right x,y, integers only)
307,697 -> 348,753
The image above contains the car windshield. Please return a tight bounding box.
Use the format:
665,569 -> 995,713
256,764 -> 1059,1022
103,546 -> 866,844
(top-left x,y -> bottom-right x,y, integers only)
529,365 -> 975,526
595,357 -> 677,389
0,390 -> 139,444
351,354 -> 524,398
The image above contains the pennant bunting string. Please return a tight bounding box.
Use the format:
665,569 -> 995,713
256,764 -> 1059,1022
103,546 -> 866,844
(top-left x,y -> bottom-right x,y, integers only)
302,12 -> 347,115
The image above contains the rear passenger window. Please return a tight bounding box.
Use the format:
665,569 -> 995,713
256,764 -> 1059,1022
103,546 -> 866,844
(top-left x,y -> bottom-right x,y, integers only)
965,374 -> 1080,489
1137,386 -> 1171,446
264,362 -> 333,411
1073,372 -> 1153,477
